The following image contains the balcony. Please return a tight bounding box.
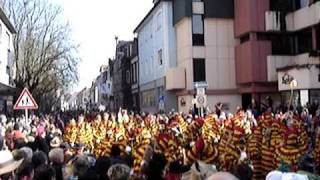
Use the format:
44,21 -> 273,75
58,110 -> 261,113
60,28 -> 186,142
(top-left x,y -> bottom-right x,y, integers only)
265,11 -> 281,32
286,1 -> 320,31
267,53 -> 320,82
165,67 -> 185,90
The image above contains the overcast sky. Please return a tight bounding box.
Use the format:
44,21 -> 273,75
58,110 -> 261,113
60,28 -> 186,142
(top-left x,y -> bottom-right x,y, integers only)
54,0 -> 153,92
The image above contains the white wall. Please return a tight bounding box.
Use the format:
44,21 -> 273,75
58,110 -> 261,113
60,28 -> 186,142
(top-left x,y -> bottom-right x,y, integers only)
278,66 -> 320,91
0,20 -> 14,85
138,2 -> 175,86
175,18 -> 238,91
205,19 -> 237,90
286,1 -> 320,31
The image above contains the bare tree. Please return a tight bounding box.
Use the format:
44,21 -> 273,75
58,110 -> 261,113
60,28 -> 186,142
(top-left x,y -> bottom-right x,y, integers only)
1,0 -> 80,112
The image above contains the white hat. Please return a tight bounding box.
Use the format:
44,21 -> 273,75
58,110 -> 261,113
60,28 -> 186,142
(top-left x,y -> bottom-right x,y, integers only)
0,150 -> 23,175
50,136 -> 62,148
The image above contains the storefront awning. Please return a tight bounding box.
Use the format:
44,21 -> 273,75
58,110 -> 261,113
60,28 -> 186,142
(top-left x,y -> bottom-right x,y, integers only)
0,82 -> 18,95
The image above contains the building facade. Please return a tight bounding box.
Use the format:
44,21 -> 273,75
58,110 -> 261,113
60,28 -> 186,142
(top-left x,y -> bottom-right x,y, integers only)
0,7 -> 16,114
234,0 -> 320,109
135,0 -> 178,113
130,38 -> 140,112
76,88 -> 90,111
112,41 -> 134,111
88,65 -> 109,111
166,0 -> 241,113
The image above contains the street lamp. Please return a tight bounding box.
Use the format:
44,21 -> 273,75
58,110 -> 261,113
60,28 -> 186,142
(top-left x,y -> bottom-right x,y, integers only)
282,73 -> 298,110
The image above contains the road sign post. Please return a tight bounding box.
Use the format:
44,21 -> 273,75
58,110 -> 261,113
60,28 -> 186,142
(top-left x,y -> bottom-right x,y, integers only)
14,88 -> 38,122
194,82 -> 208,118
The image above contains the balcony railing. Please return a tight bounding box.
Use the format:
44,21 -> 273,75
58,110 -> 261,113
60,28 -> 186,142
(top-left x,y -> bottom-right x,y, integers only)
265,11 -> 281,32
267,53 -> 320,82
286,1 -> 320,31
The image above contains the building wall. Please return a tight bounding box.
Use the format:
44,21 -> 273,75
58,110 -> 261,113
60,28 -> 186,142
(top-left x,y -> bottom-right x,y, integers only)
174,11 -> 241,113
278,66 -> 320,91
235,39 -> 272,84
178,94 -> 241,114
234,0 -> 269,37
175,18 -> 238,91
137,1 -> 177,113
138,2 -> 175,86
0,19 -> 14,85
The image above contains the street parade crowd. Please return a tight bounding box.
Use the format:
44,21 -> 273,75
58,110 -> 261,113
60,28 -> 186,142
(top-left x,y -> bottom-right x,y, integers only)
0,102 -> 320,180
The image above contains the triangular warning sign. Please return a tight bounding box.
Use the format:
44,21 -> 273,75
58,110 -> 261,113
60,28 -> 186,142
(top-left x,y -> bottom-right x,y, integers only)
14,88 -> 38,110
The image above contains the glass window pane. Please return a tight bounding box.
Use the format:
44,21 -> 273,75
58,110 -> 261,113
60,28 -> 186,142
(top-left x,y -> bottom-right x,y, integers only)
192,15 -> 203,35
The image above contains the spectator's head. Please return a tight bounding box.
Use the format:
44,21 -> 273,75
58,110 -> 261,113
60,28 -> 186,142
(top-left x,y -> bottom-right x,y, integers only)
206,172 -> 239,180
111,145 -> 121,157
95,156 -> 110,180
32,151 -> 48,169
49,137 -> 62,149
232,164 -> 253,180
16,160 -> 34,180
107,164 -> 130,180
14,138 -> 26,149
0,150 -> 24,179
48,148 -> 64,164
72,155 -> 90,177
12,149 -> 28,161
33,164 -> 55,180
145,153 -> 167,180
13,123 -> 20,131
36,126 -> 46,138
298,154 -> 315,173
19,147 -> 33,161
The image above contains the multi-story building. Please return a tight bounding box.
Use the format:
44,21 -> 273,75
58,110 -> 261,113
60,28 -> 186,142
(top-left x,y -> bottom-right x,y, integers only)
76,88 -> 90,111
0,7 -> 16,114
134,0 -> 178,113
166,0 -> 241,113
135,0 -> 320,113
105,59 -> 114,111
112,41 -> 134,111
130,38 -> 140,112
89,65 -> 109,110
234,0 -> 320,109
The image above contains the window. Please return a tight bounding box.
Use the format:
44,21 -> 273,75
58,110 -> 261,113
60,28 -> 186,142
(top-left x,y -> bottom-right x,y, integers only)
310,90 -> 320,104
193,59 -> 206,82
257,33 -> 296,55
297,29 -> 312,54
141,90 -> 156,107
300,0 -> 309,8
6,32 -> 10,50
157,12 -> 162,31
131,62 -> 137,83
158,49 -> 163,65
192,15 -> 204,46
126,70 -> 131,84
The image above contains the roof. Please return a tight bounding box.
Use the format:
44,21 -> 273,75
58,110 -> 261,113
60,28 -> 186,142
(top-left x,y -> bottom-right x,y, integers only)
134,0 -> 171,33
0,7 -> 16,34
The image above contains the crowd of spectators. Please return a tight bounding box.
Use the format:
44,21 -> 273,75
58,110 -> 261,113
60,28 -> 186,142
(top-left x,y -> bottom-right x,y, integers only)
0,100 -> 319,180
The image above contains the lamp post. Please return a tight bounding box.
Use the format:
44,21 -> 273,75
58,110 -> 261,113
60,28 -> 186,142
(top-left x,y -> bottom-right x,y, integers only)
289,79 -> 298,109
282,73 -> 298,111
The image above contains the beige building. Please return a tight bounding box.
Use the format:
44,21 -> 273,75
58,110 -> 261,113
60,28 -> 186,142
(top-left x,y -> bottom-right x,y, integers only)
166,0 -> 241,113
